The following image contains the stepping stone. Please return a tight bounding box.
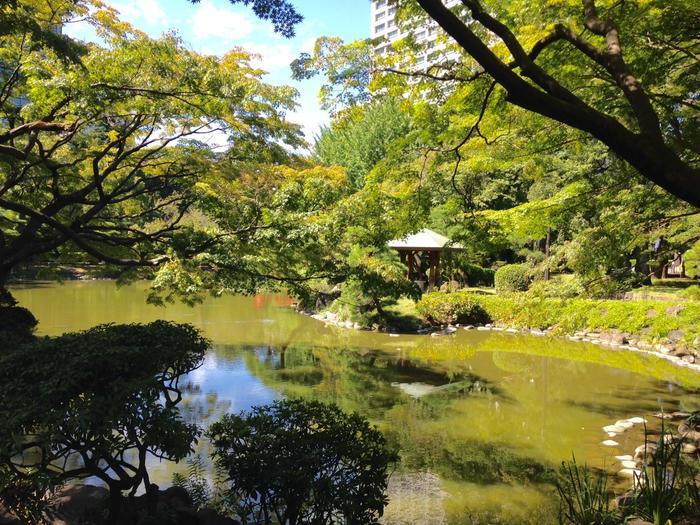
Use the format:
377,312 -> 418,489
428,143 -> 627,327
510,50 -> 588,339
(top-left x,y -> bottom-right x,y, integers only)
618,468 -> 640,478
627,417 -> 647,424
602,440 -> 620,447
615,420 -> 635,429
615,455 -> 634,461
607,432 -> 617,437
621,460 -> 638,469
603,424 -> 626,433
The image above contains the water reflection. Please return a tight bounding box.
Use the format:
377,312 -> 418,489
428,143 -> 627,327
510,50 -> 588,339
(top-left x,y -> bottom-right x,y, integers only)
11,281 -> 700,524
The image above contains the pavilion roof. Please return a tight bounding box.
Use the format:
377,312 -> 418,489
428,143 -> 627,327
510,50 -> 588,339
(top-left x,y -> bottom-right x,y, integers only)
387,229 -> 464,251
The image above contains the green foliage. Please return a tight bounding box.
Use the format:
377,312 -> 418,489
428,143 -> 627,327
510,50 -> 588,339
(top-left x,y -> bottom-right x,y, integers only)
0,1 -> 302,291
494,264 -> 531,293
555,457 -> 618,525
630,425 -> 698,525
0,304 -> 37,345
209,399 -> 398,525
416,291 -> 700,343
416,292 -> 488,326
527,276 -> 584,299
460,263 -> 495,287
0,321 -> 209,509
332,246 -> 420,326
315,97 -> 412,189
0,468 -> 63,525
681,285 -> 700,301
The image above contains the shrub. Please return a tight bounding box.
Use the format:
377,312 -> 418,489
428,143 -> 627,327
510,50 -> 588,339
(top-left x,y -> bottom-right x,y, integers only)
0,321 -> 209,520
0,305 -> 37,346
461,263 -> 495,287
681,284 -> 700,301
527,275 -> 584,299
494,264 -> 531,293
416,291 -> 489,325
208,399 -> 398,525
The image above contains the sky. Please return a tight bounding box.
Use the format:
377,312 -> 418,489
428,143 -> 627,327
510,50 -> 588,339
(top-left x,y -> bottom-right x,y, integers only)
64,0 -> 370,145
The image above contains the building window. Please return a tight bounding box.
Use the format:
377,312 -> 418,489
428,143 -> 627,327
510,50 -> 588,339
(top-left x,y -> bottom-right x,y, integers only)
376,0 -> 387,7
388,29 -> 399,38
375,23 -> 386,33
375,11 -> 385,20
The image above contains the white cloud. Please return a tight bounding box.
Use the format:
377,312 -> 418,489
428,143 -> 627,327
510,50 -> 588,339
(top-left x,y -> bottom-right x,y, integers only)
190,0 -> 255,41
109,0 -> 168,27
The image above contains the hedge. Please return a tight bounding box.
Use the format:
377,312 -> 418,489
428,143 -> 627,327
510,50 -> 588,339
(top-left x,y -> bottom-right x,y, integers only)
415,292 -> 489,325
494,264 -> 530,293
416,291 -> 700,344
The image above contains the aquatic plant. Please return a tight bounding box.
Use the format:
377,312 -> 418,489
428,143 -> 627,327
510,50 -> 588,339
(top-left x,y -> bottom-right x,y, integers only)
555,456 -> 618,525
629,423 -> 698,525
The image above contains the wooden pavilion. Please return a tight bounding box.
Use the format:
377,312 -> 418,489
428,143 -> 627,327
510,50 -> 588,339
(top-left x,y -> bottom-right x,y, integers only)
388,229 -> 463,291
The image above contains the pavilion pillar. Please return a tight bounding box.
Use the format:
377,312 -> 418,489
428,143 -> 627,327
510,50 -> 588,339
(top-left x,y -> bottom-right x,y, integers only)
428,250 -> 441,291
406,250 -> 414,280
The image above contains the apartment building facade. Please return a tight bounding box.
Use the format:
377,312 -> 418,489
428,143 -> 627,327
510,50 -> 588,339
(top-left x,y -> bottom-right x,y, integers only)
370,0 -> 461,66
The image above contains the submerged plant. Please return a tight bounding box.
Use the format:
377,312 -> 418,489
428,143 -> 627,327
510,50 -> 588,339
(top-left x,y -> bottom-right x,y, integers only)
555,456 -> 618,525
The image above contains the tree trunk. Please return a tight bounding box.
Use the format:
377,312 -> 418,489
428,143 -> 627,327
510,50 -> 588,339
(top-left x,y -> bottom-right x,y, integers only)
544,229 -> 551,281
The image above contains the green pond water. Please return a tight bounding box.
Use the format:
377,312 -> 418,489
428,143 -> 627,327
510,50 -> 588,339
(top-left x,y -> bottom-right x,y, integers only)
10,280 -> 700,525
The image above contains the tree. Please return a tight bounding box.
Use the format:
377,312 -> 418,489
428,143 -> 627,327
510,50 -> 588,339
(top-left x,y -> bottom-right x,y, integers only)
0,1 -> 302,298
408,0 -> 700,206
0,321 -> 209,521
208,399 -> 398,525
315,97 -> 412,189
293,1 -> 699,206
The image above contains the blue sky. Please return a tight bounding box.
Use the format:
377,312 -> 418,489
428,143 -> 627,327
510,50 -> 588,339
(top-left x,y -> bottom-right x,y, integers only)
65,0 -> 370,144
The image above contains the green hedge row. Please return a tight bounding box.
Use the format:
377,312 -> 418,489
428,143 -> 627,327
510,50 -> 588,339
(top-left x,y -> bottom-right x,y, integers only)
416,291 -> 700,344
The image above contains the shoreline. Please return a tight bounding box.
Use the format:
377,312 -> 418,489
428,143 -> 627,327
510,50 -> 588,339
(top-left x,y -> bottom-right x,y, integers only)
302,310 -> 700,373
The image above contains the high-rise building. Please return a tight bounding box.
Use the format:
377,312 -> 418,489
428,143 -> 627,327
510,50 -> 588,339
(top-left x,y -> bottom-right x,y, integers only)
370,0 -> 461,66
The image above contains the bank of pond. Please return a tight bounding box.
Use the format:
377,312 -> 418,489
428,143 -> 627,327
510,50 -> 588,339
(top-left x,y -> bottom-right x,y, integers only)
3,281 -> 700,525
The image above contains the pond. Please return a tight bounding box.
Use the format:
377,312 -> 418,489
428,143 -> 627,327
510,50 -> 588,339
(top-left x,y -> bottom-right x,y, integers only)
11,281 -> 700,525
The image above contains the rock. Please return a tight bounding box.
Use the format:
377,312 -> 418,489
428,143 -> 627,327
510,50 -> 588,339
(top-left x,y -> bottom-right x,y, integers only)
567,335 -> 582,341
615,493 -> 635,510
607,332 -> 629,345
681,355 -> 696,364
615,454 -> 634,461
477,326 -> 490,331
607,432 -> 617,437
463,325 -> 475,330
634,443 -> 657,461
602,439 -> 619,447
656,344 -> 673,354
603,424 -> 627,433
615,419 -> 635,430
654,411 -> 690,420
646,309 -> 658,318
667,329 -> 684,342
586,332 -> 601,338
682,443 -> 698,455
665,305 -> 684,317
530,329 -> 546,336
505,328 -> 518,334
51,485 -> 110,523
618,468 -> 640,478
162,485 -> 192,507
389,333 -> 400,337
621,460 -> 638,469
627,417 -> 647,425
625,520 -> 653,525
